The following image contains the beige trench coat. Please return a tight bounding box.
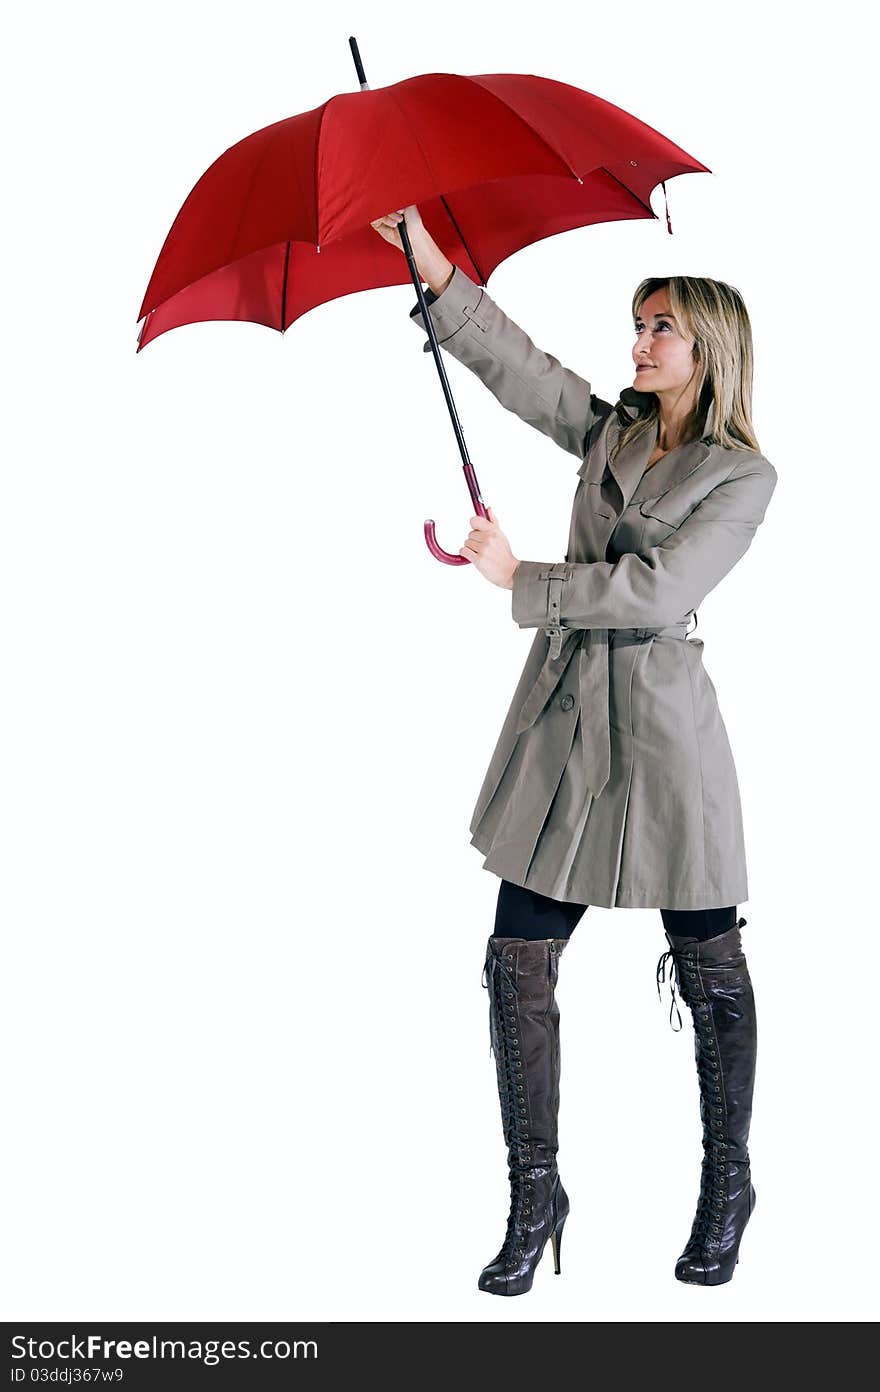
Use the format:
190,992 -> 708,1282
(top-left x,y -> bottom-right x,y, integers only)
410,266 -> 777,909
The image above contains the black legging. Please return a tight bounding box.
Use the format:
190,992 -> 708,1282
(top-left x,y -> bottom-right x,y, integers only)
494,879 -> 737,942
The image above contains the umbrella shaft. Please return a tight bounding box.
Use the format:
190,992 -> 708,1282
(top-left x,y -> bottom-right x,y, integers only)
398,217 -> 474,475
348,36 -> 485,519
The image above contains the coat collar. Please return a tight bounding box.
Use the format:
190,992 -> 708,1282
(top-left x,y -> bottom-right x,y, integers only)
602,387 -> 713,512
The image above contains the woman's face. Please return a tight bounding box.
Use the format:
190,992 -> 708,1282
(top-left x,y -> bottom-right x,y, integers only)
631,288 -> 697,396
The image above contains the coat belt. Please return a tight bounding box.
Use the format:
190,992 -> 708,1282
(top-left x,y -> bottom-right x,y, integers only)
514,616 -> 694,799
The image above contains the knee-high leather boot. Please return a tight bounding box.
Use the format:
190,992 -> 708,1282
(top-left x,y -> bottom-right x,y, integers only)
478,936 -> 570,1296
656,917 -> 758,1285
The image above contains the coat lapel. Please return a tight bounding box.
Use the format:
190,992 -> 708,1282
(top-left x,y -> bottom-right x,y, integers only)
604,387 -> 713,513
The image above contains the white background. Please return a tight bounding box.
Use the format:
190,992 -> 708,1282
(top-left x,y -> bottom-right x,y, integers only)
2,0 -> 875,1323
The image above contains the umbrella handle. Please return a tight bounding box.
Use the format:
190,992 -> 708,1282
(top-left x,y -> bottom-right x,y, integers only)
424,462 -> 490,565
423,521 -> 468,565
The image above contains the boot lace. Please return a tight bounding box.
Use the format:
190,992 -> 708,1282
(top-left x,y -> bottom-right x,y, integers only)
655,944 -> 730,1248
655,948 -> 683,1031
481,949 -> 537,1261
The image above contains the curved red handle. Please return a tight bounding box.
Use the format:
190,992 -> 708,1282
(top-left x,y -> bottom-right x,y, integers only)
424,519 -> 470,565
423,463 -> 490,565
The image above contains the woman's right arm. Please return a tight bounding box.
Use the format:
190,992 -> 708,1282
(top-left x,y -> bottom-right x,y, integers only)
371,207 -> 609,462
410,266 -> 608,460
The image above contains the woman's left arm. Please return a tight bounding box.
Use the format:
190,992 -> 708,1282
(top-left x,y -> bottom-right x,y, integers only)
511,455 -> 778,631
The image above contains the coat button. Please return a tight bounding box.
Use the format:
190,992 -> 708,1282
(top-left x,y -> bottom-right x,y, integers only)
560,694 -> 575,711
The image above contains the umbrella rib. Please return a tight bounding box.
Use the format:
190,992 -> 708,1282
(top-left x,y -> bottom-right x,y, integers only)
385,85 -> 439,188
438,195 -> 487,286
281,240 -> 291,332
313,101 -> 331,246
601,166 -> 657,220
466,79 -> 582,182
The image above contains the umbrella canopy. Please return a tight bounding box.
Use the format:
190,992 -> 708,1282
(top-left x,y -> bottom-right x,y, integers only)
136,71 -> 709,351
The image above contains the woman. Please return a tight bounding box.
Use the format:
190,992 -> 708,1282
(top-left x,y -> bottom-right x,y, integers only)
371,205 -> 777,1293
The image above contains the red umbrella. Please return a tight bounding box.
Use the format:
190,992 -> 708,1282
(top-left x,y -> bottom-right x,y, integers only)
137,37 -> 710,564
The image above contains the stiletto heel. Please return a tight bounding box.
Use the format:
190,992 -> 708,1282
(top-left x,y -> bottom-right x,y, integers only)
550,1214 -> 566,1274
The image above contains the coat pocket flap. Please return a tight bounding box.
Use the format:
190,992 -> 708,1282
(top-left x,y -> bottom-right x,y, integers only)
639,494 -> 683,526
638,488 -> 702,529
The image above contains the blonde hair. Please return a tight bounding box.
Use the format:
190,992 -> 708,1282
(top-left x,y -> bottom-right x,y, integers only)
611,276 -> 760,462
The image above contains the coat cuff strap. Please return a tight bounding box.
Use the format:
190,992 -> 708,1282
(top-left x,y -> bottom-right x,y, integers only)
542,562 -> 574,630
408,265 -> 484,352
512,560 -> 574,653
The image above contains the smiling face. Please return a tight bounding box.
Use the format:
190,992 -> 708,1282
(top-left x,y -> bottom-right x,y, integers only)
632,288 -> 698,397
